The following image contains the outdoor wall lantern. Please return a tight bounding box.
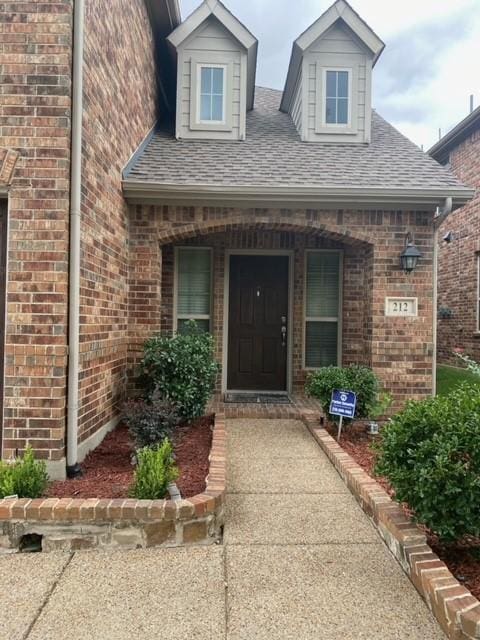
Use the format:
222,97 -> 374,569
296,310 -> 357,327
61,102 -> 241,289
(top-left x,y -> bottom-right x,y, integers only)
400,233 -> 422,274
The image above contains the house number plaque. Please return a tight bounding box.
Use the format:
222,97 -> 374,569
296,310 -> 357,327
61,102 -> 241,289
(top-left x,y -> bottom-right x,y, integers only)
385,297 -> 418,317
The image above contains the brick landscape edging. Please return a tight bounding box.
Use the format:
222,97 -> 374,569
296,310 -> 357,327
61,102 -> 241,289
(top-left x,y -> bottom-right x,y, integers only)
300,410 -> 480,640
0,413 -> 226,553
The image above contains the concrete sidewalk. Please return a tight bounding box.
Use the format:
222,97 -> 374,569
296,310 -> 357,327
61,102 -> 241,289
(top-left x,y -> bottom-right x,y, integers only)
0,419 -> 445,639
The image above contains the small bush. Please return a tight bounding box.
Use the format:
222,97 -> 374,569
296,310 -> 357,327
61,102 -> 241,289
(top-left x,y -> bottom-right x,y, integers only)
130,439 -> 179,500
123,396 -> 180,449
305,365 -> 380,420
138,320 -> 219,421
375,383 -> 480,542
0,447 -> 49,499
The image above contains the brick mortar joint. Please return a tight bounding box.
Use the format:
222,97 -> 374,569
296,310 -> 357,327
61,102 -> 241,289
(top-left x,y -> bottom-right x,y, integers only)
300,411 -> 480,639
0,413 -> 226,525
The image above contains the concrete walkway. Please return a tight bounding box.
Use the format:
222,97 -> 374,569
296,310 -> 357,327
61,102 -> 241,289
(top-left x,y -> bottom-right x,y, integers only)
0,419 -> 445,639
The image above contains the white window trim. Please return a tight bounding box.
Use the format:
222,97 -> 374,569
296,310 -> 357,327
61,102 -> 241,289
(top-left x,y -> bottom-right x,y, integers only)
197,64 -> 227,125
314,57 -> 359,136
189,54 -> 234,133
173,247 -> 213,333
321,67 -> 352,129
303,249 -> 343,371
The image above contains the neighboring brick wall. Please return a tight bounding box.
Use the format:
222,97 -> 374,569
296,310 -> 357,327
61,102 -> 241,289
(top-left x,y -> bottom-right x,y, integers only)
0,1 -> 73,468
437,129 -> 480,364
128,206 -> 435,408
77,0 -> 158,449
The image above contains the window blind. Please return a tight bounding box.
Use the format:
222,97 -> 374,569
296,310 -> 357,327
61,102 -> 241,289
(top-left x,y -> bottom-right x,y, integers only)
176,248 -> 212,333
305,252 -> 340,368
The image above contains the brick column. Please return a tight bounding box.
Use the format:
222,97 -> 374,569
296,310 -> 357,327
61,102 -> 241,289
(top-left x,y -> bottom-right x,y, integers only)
127,206 -> 163,389
369,213 -> 434,407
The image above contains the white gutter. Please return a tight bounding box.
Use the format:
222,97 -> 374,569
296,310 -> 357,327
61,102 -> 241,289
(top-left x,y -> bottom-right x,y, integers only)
66,0 -> 85,478
122,180 -> 475,210
432,197 -> 453,396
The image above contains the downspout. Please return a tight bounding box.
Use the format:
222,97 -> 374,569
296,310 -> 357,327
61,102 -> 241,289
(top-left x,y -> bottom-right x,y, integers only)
432,197 -> 453,397
66,0 -> 85,478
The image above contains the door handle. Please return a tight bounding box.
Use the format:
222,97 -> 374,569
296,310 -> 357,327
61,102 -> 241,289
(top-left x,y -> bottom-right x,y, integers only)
281,316 -> 287,348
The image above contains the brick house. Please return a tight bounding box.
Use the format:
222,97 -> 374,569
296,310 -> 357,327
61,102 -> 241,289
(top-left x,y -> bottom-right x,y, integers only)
0,0 -> 473,479
429,107 -> 480,364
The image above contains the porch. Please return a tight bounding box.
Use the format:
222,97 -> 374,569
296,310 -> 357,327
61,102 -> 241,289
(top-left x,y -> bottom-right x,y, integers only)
128,205 -> 435,407
158,227 -> 371,396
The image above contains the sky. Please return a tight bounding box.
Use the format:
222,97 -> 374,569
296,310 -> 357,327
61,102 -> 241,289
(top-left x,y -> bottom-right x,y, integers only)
180,0 -> 480,150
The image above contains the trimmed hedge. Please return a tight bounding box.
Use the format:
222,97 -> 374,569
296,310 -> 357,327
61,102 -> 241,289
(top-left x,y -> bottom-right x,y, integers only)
375,383 -> 480,542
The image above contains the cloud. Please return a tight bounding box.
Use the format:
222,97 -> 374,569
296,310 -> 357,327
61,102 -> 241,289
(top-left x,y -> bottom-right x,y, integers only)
180,0 -> 480,148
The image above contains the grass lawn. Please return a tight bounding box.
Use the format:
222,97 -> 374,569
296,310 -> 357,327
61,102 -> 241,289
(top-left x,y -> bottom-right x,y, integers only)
436,364 -> 480,396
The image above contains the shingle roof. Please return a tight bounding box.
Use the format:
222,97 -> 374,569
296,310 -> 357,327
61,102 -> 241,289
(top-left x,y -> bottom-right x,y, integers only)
124,87 -> 469,195
429,105 -> 480,164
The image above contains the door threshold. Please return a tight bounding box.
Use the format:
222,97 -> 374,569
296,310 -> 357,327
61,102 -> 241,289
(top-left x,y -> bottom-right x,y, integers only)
224,392 -> 291,405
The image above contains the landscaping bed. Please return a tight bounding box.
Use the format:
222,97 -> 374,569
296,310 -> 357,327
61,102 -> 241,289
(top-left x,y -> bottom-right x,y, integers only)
327,422 -> 480,601
46,416 -> 214,500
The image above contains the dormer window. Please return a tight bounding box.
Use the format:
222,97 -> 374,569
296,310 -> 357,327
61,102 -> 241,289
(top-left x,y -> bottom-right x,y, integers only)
199,65 -> 226,123
325,69 -> 350,126
167,1 -> 258,142
280,0 -> 385,144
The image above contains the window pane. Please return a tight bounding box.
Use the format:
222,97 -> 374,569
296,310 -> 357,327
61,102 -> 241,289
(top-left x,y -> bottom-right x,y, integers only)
305,322 -> 338,368
177,249 -> 211,316
200,94 -> 211,121
337,71 -> 348,98
178,319 -> 210,335
212,67 -> 224,94
337,98 -> 348,124
201,67 -> 212,94
326,70 -> 336,97
306,252 -> 340,318
211,95 -> 223,121
326,98 -> 337,124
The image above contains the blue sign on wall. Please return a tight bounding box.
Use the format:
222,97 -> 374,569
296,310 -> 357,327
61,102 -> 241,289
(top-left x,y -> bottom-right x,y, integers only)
329,389 -> 357,420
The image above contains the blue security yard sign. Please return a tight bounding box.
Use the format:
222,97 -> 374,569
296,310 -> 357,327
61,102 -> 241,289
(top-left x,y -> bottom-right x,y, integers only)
329,389 -> 357,439
330,389 -> 357,419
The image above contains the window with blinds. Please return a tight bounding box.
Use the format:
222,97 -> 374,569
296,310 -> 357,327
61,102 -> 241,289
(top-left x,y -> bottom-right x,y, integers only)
175,248 -> 212,334
304,251 -> 341,368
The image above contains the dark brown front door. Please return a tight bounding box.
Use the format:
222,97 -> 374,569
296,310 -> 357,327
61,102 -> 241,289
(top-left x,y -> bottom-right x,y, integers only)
0,201 -> 7,455
228,255 -> 289,391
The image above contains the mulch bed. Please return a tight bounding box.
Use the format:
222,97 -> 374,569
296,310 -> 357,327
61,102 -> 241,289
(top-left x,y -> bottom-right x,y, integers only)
326,422 -> 480,601
46,416 -> 213,500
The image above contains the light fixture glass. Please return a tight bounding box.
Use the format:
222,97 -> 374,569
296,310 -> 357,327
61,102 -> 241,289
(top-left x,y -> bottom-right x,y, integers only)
400,235 -> 421,274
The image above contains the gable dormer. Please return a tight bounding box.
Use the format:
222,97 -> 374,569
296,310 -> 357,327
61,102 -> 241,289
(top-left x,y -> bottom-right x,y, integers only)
167,0 -> 258,141
281,0 -> 384,144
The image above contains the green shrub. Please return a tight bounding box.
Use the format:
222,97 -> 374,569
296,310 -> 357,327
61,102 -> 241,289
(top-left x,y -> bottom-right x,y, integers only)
375,383 -> 480,542
138,320 -> 219,421
123,396 -> 180,449
130,439 -> 179,500
305,365 -> 380,420
0,447 -> 49,499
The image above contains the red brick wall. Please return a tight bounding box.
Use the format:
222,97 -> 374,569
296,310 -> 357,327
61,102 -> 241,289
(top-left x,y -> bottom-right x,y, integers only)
0,1 -> 73,467
128,206 -> 435,408
437,129 -> 480,364
78,0 -> 158,448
